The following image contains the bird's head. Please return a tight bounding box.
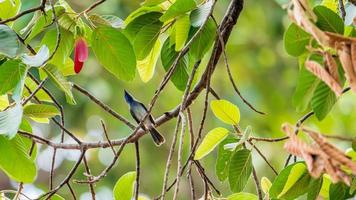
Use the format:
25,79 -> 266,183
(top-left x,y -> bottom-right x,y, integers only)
124,90 -> 134,104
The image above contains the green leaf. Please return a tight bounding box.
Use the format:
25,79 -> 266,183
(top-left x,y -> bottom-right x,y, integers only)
261,177 -> 272,194
190,0 -> 213,27
160,0 -> 196,22
137,39 -> 161,82
0,0 -> 21,26
194,127 -> 229,160
174,14 -> 190,51
329,182 -> 346,200
311,81 -> 337,120
210,99 -> 240,125
42,64 -> 76,104
322,0 -> 338,12
307,177 -> 323,200
314,5 -> 344,34
56,0 -> 85,34
278,163 -> 307,198
189,18 -> 216,61
113,171 -> 136,200
124,12 -> 162,41
124,6 -> 162,26
21,45 -> 50,67
0,60 -> 27,95
0,103 -> 23,139
216,135 -> 238,182
270,162 -> 310,199
0,135 -> 37,183
24,104 -> 60,118
227,192 -> 258,200
92,26 -> 136,81
0,24 -> 19,57
161,38 -> 190,90
40,28 -> 74,73
88,14 -> 124,29
228,149 -> 252,193
292,62 -> 320,112
224,126 -> 252,151
133,21 -> 162,60
284,23 -> 311,57
141,0 -> 166,6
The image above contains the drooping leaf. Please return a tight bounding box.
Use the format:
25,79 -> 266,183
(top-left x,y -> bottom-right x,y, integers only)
0,60 -> 27,95
284,23 -> 311,57
189,18 -> 216,61
137,39 -> 161,82
21,45 -> 50,67
194,127 -> 229,160
0,135 -> 37,183
24,104 -> 60,119
210,99 -> 240,125
228,149 -> 253,193
227,192 -> 258,200
160,0 -> 196,22
0,103 -> 23,139
190,0 -> 213,27
42,64 -> 76,104
261,177 -> 272,194
174,14 -> 190,51
216,135 -> 238,182
313,5 -> 344,34
92,26 -> 136,81
133,21 -> 162,60
161,38 -> 190,90
0,0 -> 21,26
0,24 -> 19,57
311,81 -> 337,120
113,171 -> 136,200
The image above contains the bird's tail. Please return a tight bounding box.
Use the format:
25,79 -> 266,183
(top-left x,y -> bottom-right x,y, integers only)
149,127 -> 165,146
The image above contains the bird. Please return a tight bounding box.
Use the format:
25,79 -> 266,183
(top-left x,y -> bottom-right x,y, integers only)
124,90 -> 165,146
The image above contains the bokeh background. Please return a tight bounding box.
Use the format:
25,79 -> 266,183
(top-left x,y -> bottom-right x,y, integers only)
1,0 -> 355,199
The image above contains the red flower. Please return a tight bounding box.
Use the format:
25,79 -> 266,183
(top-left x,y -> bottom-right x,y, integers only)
74,37 -> 88,74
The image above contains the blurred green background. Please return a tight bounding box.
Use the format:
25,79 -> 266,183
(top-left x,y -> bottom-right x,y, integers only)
0,0 -> 355,199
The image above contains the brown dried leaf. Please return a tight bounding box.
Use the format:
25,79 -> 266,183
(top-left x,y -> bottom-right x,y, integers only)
305,60 -> 343,96
338,43 -> 356,92
326,32 -> 356,48
324,52 -> 340,84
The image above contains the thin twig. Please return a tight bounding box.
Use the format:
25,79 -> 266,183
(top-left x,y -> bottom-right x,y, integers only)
252,167 -> 263,200
83,156 -> 96,200
134,142 -> 140,200
101,120 -> 116,155
67,183 -> 77,200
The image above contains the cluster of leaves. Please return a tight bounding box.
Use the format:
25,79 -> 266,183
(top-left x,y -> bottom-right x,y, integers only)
283,1 -> 356,120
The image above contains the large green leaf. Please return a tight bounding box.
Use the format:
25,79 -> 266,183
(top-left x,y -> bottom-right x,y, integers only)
174,14 -> 190,51
133,21 -> 162,60
216,136 -> 238,181
190,0 -> 213,27
313,5 -> 344,34
194,127 -> 229,160
269,162 -> 310,199
42,64 -> 76,104
189,18 -> 216,61
283,23 -> 311,57
210,99 -> 240,125
292,63 -> 320,112
0,0 -> 21,26
40,28 -> 74,72
124,12 -> 162,41
92,26 -> 136,81
0,60 -> 27,95
113,171 -> 136,200
137,39 -> 161,82
0,103 -> 23,139
0,135 -> 37,183
228,149 -> 252,193
0,24 -> 19,58
124,6 -> 162,26
307,177 -> 323,200
329,182 -> 346,200
24,104 -> 60,118
311,81 -> 337,120
161,38 -> 190,90
227,192 -> 258,200
160,0 -> 196,22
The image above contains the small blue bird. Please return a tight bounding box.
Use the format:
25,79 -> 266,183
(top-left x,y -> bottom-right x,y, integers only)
124,90 -> 165,146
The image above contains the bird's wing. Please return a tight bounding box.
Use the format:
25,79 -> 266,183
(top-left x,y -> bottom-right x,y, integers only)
139,102 -> 156,125
130,109 -> 141,124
